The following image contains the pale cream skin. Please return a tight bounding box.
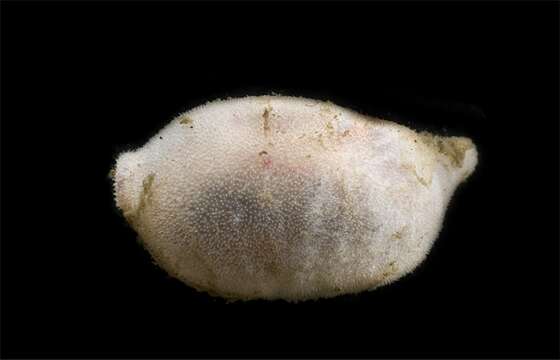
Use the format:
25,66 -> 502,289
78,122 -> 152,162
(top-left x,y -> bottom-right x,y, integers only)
113,96 -> 478,301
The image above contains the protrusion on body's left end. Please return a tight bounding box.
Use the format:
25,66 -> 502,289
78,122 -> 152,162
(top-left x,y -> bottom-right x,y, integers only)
113,151 -> 145,221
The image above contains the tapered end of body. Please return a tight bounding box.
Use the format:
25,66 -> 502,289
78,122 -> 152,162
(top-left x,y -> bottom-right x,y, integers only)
453,137 -> 478,183
419,132 -> 478,184
113,151 -> 145,223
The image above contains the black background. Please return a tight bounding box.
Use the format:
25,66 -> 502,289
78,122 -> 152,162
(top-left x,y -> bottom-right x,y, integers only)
1,1 -> 558,359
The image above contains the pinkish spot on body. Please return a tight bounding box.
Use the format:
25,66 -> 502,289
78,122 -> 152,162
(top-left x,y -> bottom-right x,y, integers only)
263,157 -> 273,169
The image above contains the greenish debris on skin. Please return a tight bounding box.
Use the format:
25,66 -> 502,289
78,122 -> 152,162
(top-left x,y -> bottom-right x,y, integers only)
319,101 -> 335,115
125,173 -> 156,225
138,173 -> 155,213
179,116 -> 193,125
391,226 -> 409,241
317,133 -> 326,148
108,168 -> 116,180
419,132 -> 474,168
314,117 -> 352,148
413,169 -> 430,187
382,261 -> 398,279
262,105 -> 272,135
402,163 -> 431,187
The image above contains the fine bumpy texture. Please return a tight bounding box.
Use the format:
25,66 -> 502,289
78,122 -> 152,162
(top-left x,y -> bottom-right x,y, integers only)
113,96 -> 478,301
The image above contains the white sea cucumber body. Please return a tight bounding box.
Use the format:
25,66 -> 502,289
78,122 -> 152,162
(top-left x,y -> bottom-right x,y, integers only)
114,96 -> 477,301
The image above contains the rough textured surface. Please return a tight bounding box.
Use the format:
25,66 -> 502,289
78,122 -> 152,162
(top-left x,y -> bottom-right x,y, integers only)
113,96 -> 478,301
